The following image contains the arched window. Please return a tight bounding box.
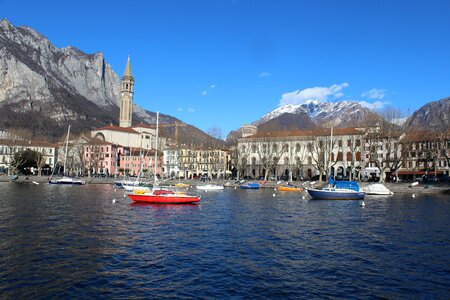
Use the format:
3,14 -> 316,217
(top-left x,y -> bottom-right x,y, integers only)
252,157 -> 256,165
356,152 -> 361,161
347,152 -> 352,161
337,152 -> 343,161
252,145 -> 257,153
283,144 -> 289,152
295,143 -> 301,152
307,157 -> 312,165
307,143 -> 312,151
273,144 -> 278,152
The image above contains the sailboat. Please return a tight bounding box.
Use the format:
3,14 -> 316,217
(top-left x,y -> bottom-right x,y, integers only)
306,127 -> 364,200
49,125 -> 85,185
127,112 -> 201,204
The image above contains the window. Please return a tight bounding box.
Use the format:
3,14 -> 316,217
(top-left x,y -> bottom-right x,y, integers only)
295,143 -> 301,152
346,152 -> 352,161
338,140 -> 342,147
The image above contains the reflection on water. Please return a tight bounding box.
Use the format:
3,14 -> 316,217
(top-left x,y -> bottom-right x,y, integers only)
0,183 -> 449,298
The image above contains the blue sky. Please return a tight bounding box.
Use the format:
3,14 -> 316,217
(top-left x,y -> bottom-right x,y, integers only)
2,0 -> 450,137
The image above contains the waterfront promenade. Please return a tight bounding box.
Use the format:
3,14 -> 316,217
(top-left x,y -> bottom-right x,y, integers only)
2,174 -> 449,195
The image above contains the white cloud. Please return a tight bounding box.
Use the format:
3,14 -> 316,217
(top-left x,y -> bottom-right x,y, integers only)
362,88 -> 386,100
177,107 -> 183,112
188,107 -> 195,112
280,82 -> 349,105
202,84 -> 217,96
258,72 -> 272,78
358,100 -> 389,111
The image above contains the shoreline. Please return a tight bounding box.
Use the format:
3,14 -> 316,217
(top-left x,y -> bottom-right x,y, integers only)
2,175 -> 449,195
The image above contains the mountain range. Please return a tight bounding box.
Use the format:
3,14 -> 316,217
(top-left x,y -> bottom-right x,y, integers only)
1,19 -> 448,145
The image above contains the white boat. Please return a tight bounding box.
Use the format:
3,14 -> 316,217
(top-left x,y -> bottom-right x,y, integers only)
362,183 -> 393,195
49,125 -> 85,185
196,184 -> 224,191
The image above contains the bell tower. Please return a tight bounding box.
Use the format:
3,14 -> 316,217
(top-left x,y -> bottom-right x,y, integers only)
119,56 -> 134,127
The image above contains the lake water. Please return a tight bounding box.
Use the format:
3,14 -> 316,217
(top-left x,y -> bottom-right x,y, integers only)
0,183 -> 449,299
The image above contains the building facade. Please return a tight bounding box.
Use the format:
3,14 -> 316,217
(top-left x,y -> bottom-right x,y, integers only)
0,139 -> 57,175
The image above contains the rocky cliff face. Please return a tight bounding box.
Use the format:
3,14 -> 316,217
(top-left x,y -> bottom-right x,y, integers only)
0,19 -> 223,146
0,19 -> 120,108
405,96 -> 450,130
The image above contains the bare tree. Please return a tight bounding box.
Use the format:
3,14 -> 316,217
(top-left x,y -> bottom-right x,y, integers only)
256,139 -> 286,181
207,126 -> 223,140
235,142 -> 252,180
310,131 -> 335,181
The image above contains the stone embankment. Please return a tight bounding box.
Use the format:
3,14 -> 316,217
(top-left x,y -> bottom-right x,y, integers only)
2,175 -> 449,195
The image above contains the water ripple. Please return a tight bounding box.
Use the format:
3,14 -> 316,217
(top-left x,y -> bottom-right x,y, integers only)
0,183 -> 449,298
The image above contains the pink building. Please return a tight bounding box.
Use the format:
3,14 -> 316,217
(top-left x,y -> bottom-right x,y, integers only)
84,139 -> 163,177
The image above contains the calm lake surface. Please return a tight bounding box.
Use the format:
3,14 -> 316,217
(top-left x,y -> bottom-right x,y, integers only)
0,183 -> 449,299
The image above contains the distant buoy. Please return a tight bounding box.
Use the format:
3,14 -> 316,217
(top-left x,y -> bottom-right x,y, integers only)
360,200 -> 365,207
112,199 -> 117,204
124,194 -> 127,198
302,196 -> 305,200
234,187 -> 237,190
274,188 -> 277,191
412,193 -> 416,198
273,193 -> 276,197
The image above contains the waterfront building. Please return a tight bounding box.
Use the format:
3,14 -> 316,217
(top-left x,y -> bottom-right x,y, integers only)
0,139 -> 57,175
168,146 -> 229,179
396,130 -> 450,181
236,125 -> 450,182
237,127 -> 366,181
163,147 -> 181,178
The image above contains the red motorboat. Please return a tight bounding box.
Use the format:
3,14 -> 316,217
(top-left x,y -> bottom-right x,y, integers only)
127,189 -> 201,204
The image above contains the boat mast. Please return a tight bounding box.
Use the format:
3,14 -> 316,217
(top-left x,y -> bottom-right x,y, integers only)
328,126 -> 333,178
64,125 -> 71,176
154,112 -> 159,186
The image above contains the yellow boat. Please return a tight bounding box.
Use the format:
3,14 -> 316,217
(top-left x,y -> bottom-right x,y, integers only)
276,185 -> 304,192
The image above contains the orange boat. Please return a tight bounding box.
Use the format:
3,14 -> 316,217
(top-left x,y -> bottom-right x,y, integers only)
128,189 -> 201,204
276,185 -> 304,192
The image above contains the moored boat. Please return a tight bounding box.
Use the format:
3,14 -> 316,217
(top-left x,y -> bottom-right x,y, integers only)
362,183 -> 393,195
240,182 -> 260,189
127,189 -> 201,204
49,177 -> 85,185
276,184 -> 303,192
307,187 -> 365,200
196,184 -> 224,191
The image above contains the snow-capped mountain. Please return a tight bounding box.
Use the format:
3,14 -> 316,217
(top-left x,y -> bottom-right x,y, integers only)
254,100 -> 378,128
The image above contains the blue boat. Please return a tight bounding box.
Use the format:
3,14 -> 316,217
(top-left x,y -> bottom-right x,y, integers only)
306,176 -> 365,200
240,182 -> 260,189
306,187 -> 365,200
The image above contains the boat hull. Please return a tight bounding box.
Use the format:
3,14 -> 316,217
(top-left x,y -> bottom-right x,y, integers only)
48,178 -> 85,185
240,183 -> 260,189
196,185 -> 224,191
128,193 -> 200,204
307,188 -> 365,200
277,186 -> 303,192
